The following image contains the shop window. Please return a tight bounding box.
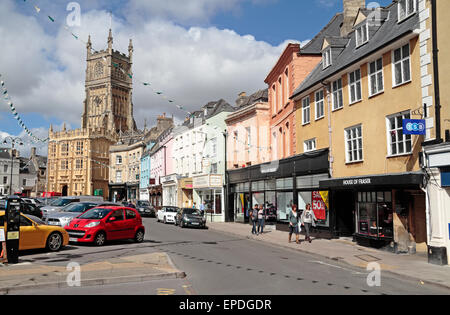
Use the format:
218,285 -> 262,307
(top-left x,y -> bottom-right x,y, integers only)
277,192 -> 293,222
357,191 -> 393,239
298,191 -> 330,227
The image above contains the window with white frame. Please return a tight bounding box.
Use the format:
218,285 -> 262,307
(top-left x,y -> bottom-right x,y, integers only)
315,90 -> 325,120
272,84 -> 277,115
285,68 -> 289,105
211,138 -> 217,158
116,155 -> 122,165
398,0 -> 416,22
332,78 -> 343,110
369,58 -> 384,96
302,96 -> 311,125
345,125 -> 363,163
116,170 -> 122,183
278,77 -> 283,110
304,139 -> 316,153
323,49 -> 332,69
246,127 -> 251,148
393,43 -> 411,86
348,69 -> 362,104
387,111 -> 412,156
356,23 -> 369,47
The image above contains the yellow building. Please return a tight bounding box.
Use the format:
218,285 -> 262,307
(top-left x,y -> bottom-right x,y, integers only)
421,0 -> 450,265
47,30 -> 135,200
291,0 -> 428,253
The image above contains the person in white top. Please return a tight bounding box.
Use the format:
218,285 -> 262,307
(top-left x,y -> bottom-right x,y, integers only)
301,203 -> 317,243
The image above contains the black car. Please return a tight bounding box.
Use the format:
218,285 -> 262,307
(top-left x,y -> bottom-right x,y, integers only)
136,200 -> 155,217
175,208 -> 206,229
21,202 -> 44,219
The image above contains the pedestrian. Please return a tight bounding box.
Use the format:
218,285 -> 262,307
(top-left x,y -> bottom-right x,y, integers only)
193,202 -> 197,209
301,203 -> 317,243
257,204 -> 265,235
199,201 -> 205,217
288,204 -> 300,244
0,215 -> 7,264
250,204 -> 258,235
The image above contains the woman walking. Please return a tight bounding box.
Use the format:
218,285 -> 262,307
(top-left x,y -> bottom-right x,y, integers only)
301,203 -> 317,243
288,204 -> 300,244
250,204 -> 259,235
257,205 -> 265,235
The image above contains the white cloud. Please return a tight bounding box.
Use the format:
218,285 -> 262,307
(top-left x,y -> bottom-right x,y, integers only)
0,0 -> 304,134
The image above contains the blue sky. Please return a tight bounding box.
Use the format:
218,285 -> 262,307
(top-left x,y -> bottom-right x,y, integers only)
0,0 -> 394,155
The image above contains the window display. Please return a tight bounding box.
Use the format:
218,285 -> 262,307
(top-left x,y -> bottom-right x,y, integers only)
298,191 -> 329,227
357,191 -> 393,239
277,192 -> 293,222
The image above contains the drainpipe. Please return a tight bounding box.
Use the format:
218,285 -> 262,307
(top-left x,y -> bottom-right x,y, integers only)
321,81 -> 333,178
424,0 -> 443,146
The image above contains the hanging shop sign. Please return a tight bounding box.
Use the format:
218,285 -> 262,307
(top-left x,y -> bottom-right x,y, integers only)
403,119 -> 426,135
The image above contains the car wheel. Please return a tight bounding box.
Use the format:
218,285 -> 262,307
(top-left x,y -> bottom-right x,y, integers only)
46,232 -> 63,252
163,217 -> 167,224
94,232 -> 106,246
134,230 -> 145,243
180,220 -> 185,228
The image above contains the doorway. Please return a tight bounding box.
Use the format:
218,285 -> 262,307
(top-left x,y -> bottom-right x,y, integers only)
62,185 -> 68,197
333,190 -> 355,237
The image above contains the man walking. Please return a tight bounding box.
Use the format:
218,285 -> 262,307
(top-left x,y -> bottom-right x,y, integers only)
250,204 -> 258,235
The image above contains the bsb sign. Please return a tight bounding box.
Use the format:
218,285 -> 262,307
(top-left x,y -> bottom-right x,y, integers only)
403,119 -> 426,135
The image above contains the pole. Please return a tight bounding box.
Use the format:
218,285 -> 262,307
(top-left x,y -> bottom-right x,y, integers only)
9,142 -> 14,196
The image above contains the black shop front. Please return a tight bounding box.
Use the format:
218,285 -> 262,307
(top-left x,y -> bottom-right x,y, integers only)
227,149 -> 334,238
320,172 -> 427,252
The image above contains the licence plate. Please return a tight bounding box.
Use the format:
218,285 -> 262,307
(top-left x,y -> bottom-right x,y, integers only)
191,222 -> 199,225
69,238 -> 78,242
49,222 -> 60,226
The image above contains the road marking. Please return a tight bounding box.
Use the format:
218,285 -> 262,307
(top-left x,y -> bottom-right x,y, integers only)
310,260 -> 363,275
157,288 -> 176,295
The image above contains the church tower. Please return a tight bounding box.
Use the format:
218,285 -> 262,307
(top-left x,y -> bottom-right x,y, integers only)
82,30 -> 136,134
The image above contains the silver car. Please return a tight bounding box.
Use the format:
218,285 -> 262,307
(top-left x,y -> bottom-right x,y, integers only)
45,202 -> 101,227
41,196 -> 104,217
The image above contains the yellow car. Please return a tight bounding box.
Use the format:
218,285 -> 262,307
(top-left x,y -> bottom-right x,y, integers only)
0,211 -> 69,252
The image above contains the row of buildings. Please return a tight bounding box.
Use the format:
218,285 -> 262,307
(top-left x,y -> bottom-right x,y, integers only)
0,147 -> 47,198
45,0 -> 449,265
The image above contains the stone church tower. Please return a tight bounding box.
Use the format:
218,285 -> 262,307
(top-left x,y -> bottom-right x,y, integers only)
82,30 -> 136,133
47,30 -> 136,199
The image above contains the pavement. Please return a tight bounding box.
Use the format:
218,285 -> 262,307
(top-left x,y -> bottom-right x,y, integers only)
0,252 -> 186,294
207,222 -> 450,290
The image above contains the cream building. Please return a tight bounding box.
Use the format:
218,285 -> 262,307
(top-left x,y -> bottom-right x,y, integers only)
47,30 -> 135,200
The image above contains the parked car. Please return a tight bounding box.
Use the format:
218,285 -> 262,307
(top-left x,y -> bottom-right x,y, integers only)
41,196 -> 104,217
21,202 -> 44,219
136,200 -> 156,217
175,208 -> 207,229
0,211 -> 69,252
157,206 -> 179,224
45,202 -> 106,227
65,206 -> 145,246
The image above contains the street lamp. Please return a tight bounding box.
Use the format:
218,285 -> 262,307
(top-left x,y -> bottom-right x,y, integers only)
2,137 -> 24,196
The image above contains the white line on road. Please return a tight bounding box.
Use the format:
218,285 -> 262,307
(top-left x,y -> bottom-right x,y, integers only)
309,260 -> 364,275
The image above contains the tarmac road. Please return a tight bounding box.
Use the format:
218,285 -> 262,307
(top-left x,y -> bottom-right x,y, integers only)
13,218 -> 450,295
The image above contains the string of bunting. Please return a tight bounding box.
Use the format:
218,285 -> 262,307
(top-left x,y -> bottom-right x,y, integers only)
22,0 -> 193,117
0,74 -> 50,143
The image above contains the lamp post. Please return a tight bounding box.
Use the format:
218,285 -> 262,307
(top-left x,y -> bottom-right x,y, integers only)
2,137 -> 24,196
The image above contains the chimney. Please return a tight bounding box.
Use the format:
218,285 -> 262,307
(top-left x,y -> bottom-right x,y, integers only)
341,0 -> 366,37
236,92 -> 248,108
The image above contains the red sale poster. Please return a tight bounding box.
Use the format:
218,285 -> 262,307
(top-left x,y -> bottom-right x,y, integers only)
312,191 -> 326,220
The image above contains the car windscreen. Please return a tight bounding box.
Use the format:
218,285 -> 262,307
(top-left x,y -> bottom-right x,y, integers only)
78,208 -> 112,220
50,198 -> 76,207
62,203 -> 93,213
26,214 -> 45,225
183,208 -> 201,215
137,201 -> 150,207
165,207 -> 178,213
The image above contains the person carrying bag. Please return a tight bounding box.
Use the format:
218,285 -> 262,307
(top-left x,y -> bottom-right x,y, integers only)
288,204 -> 300,244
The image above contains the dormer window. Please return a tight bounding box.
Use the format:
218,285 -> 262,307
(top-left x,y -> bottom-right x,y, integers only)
323,49 -> 332,69
355,23 -> 369,47
398,0 -> 416,22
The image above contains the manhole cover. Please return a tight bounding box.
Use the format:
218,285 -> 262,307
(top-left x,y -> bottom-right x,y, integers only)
355,254 -> 381,262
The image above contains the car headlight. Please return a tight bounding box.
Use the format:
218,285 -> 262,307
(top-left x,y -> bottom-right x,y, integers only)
184,217 -> 190,221
85,221 -> 100,228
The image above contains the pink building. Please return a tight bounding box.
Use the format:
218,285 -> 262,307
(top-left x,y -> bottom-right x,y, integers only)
149,127 -> 174,208
226,90 -> 270,169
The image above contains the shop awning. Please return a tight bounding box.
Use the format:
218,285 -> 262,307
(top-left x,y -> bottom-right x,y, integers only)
319,172 -> 425,190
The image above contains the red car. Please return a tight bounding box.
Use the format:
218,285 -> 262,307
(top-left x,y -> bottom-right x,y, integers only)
65,206 -> 145,246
